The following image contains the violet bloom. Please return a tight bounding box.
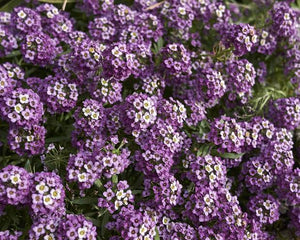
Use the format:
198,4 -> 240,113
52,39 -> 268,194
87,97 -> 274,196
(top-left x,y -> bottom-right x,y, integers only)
30,171 -> 65,218
0,88 -> 44,127
270,2 -> 297,38
7,124 -> 46,156
248,193 -> 280,225
268,97 -> 300,130
58,214 -> 97,240
20,31 -> 61,67
98,180 -> 134,214
38,74 -> 78,114
0,165 -> 32,205
29,216 -> 60,240
221,23 -> 258,57
109,205 -> 157,240
225,59 -> 256,103
88,76 -> 122,105
11,7 -> 42,34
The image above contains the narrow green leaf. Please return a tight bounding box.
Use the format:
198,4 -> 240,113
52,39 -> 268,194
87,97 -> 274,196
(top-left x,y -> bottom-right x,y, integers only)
0,0 -> 22,12
154,227 -> 160,240
94,179 -> 103,189
97,209 -> 108,218
157,37 -> 164,51
24,159 -> 32,173
196,143 -> 213,157
212,150 -> 244,159
86,217 -> 101,227
2,50 -> 21,58
101,212 -> 109,237
112,175 -> 118,184
72,197 -> 98,205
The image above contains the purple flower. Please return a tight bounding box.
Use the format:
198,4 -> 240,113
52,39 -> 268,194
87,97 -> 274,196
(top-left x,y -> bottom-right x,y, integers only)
0,88 -> 44,127
0,165 -> 32,205
30,171 -> 65,218
58,214 -> 97,240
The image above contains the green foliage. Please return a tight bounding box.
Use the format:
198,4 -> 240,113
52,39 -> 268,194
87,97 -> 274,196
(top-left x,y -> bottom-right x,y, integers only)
0,0 -> 22,12
72,197 -> 98,205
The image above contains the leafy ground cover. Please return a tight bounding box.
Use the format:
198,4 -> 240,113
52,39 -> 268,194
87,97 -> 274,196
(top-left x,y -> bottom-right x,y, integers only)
0,0 -> 299,239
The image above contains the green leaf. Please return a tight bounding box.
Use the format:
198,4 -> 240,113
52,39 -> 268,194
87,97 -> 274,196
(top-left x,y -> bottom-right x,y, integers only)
157,37 -> 164,51
24,159 -> 32,173
101,212 -> 109,237
94,179 -> 102,189
212,151 -> 245,159
72,197 -> 98,205
112,175 -> 118,184
152,37 -> 164,55
0,0 -> 22,12
154,227 -> 160,240
86,217 -> 101,227
2,50 -> 21,58
196,143 -> 213,157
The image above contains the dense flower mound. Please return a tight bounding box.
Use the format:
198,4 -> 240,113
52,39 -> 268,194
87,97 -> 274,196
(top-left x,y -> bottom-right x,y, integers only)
0,0 -> 299,239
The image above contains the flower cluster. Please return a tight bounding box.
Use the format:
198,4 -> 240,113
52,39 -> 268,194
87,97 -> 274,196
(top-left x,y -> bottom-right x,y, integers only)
241,156 -> 274,193
276,168 -> 300,205
36,4 -> 73,39
98,180 -> 134,214
0,25 -> 18,57
257,30 -> 277,55
248,194 -> 280,225
208,115 -> 246,153
107,205 -> 158,240
144,175 -> 183,209
0,165 -> 32,205
72,99 -> 106,149
11,7 -> 42,34
28,216 -> 60,240
67,150 -> 100,190
58,214 -> 97,240
270,2 -> 297,38
38,74 -> 78,114
7,124 -> 46,156
30,171 -> 65,218
0,64 -> 20,97
184,154 -> 227,189
226,59 -> 256,102
222,23 -> 258,56
162,43 -> 191,76
21,31 -> 60,66
0,231 -> 22,240
97,144 -> 131,179
124,93 -> 157,134
197,68 -> 227,107
88,76 -> 122,105
208,116 -> 275,154
88,17 -> 116,43
268,97 -> 300,130
0,88 -> 44,127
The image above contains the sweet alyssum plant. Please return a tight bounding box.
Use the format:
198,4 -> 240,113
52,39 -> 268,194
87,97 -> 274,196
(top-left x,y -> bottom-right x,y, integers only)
0,0 -> 299,239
